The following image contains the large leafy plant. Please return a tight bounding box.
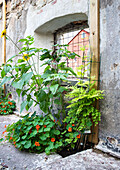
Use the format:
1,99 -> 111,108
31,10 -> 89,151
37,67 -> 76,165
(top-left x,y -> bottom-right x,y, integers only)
0,36 -> 77,118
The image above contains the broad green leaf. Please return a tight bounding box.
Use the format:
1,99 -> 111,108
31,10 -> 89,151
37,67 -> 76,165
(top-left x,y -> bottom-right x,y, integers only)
18,38 -> 27,42
0,77 -> 11,86
20,101 -> 28,113
17,59 -> 25,63
24,141 -> 31,149
22,72 -> 33,83
49,114 -> 54,121
22,134 -> 27,139
57,87 -> 67,93
40,135 -> 47,141
36,146 -> 41,150
26,100 -> 33,111
54,99 -> 61,105
73,132 -> 79,137
12,79 -> 24,89
0,138 -> 4,142
38,90 -> 47,102
40,101 -> 49,113
54,142 -> 62,148
40,51 -> 51,61
44,127 -> 51,132
15,137 -> 21,142
38,128 -> 44,133
51,129 -> 60,135
50,84 -> 59,95
61,67 -> 77,77
46,122 -> 54,128
1,69 -> 6,78
16,89 -> 22,97
30,130 -> 37,137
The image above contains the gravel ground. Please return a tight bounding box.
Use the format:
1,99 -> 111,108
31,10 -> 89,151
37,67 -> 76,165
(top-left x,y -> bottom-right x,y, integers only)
0,115 -> 120,170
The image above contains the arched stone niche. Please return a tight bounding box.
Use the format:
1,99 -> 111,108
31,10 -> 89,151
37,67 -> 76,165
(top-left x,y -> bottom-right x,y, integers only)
35,13 -> 88,34
25,0 -> 89,49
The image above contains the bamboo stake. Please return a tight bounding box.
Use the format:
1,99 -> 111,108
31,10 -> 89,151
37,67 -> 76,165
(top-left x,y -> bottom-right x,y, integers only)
3,0 -> 6,96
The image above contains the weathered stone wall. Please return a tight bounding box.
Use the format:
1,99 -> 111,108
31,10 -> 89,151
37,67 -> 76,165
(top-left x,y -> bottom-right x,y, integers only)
99,0 -> 120,140
0,0 -> 119,141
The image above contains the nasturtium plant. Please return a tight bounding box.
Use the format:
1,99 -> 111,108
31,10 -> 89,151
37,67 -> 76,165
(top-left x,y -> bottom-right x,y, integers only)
0,98 -> 16,115
5,112 -> 63,155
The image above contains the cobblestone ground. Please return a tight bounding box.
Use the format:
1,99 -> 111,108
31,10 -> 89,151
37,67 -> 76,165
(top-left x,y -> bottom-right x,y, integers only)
0,115 -> 120,170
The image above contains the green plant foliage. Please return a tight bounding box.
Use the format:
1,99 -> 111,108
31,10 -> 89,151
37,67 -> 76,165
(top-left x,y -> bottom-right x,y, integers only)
0,79 -> 4,97
0,98 -> 16,115
5,112 -> 63,155
0,37 -> 77,117
0,34 -> 104,154
63,79 -> 104,142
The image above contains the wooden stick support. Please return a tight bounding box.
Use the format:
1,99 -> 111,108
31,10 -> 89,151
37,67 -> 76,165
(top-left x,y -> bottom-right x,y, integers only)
2,0 -> 6,96
89,0 -> 100,144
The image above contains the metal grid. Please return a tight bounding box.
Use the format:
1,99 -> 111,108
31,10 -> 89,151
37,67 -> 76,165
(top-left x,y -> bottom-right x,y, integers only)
54,21 -> 90,78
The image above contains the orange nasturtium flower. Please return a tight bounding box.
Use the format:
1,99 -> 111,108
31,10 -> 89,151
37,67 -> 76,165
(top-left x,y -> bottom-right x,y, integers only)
72,124 -> 75,126
43,125 -> 46,128
13,141 -> 16,145
77,134 -> 81,139
35,141 -> 40,146
1,29 -> 6,38
68,127 -> 72,132
2,130 -> 7,135
10,137 -> 13,140
4,125 -> 7,128
23,54 -> 30,61
4,110 -> 6,113
36,125 -> 40,131
51,138 -> 55,142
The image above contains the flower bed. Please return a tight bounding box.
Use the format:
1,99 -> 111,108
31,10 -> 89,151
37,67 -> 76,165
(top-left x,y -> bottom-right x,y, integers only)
0,31 -> 104,155
0,98 -> 16,115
